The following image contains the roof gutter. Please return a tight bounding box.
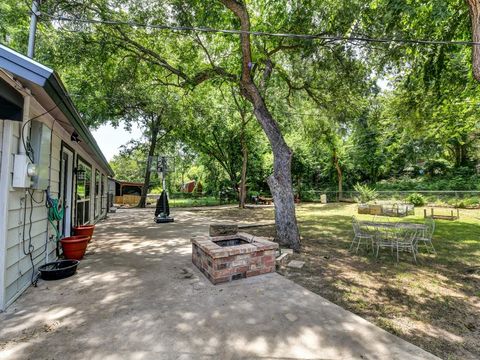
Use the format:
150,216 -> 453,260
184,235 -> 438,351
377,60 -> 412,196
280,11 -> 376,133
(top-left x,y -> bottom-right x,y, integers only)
0,44 -> 114,177
44,72 -> 114,176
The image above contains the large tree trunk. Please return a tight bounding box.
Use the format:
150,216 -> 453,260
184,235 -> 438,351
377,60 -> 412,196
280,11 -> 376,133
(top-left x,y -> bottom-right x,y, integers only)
221,0 -> 300,250
239,109 -> 248,209
333,152 -> 343,201
239,144 -> 248,208
266,138 -> 300,250
468,0 -> 480,81
138,118 -> 159,208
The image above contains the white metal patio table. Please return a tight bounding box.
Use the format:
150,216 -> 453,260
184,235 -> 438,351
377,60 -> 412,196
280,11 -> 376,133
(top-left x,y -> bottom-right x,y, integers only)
358,220 -> 426,263
359,221 -> 427,231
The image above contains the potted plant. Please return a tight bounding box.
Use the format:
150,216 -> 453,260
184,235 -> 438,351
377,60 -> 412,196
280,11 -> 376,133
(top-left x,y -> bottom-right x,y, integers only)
354,183 -> 379,215
60,235 -> 90,260
73,224 -> 95,242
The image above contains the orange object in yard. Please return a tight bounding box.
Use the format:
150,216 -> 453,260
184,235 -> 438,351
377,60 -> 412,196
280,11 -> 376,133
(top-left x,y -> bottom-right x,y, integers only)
60,236 -> 90,260
73,225 -> 95,242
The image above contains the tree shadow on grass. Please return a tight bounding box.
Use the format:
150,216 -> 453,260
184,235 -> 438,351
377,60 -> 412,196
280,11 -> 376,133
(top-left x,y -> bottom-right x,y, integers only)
255,208 -> 480,360
0,208 -> 436,360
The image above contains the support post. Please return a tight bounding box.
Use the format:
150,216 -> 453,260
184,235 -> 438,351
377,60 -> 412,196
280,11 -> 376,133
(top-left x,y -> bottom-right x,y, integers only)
27,0 -> 40,58
162,171 -> 167,214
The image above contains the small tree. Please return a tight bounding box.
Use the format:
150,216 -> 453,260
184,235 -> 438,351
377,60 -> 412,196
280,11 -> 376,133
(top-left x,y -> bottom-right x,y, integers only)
353,183 -> 378,204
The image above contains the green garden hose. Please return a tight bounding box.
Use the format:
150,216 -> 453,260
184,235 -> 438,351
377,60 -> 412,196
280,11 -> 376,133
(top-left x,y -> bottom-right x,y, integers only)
47,196 -> 64,242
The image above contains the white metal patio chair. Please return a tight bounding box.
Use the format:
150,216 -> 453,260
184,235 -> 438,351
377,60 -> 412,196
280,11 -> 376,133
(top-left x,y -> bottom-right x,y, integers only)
374,225 -> 397,259
415,217 -> 436,254
350,216 -> 374,253
393,228 -> 419,264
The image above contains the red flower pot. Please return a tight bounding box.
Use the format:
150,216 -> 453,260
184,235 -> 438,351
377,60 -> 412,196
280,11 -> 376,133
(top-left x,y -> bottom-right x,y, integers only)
73,225 -> 95,242
60,236 -> 90,260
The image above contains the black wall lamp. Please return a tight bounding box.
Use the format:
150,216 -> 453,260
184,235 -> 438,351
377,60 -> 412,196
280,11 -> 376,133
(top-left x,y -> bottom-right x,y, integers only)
71,131 -> 81,143
74,167 -> 86,181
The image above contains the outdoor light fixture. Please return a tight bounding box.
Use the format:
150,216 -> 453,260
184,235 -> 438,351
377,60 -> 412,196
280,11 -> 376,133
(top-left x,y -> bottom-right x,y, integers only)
74,167 -> 86,181
71,131 -> 81,143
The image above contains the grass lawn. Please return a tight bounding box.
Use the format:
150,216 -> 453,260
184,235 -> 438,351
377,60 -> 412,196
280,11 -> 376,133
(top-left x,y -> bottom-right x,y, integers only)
169,196 -> 222,207
195,203 -> 480,360
148,196 -> 234,208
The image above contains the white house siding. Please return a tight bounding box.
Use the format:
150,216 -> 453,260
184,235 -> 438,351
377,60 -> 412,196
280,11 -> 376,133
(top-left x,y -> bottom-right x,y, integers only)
3,120 -> 58,307
0,120 -> 11,310
0,120 -> 3,165
1,91 -> 110,311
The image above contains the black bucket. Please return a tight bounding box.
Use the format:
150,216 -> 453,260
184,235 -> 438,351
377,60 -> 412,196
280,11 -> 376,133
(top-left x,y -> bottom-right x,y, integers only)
38,260 -> 79,280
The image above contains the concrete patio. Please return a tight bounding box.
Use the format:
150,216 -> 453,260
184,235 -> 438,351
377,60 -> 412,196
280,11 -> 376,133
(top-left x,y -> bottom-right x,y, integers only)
0,208 -> 439,360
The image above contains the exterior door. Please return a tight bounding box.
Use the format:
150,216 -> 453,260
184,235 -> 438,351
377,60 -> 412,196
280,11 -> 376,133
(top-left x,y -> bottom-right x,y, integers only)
60,147 -> 74,237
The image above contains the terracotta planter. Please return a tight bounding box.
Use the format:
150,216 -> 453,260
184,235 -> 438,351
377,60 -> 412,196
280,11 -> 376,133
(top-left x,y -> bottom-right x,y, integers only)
60,236 -> 90,260
73,225 -> 95,242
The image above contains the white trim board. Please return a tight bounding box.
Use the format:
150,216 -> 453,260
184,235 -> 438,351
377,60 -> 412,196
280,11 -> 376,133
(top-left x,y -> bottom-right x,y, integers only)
0,120 -> 13,310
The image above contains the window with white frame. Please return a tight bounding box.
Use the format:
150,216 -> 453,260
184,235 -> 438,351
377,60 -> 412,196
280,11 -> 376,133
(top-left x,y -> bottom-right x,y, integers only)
75,159 -> 92,225
101,174 -> 107,214
94,169 -> 100,219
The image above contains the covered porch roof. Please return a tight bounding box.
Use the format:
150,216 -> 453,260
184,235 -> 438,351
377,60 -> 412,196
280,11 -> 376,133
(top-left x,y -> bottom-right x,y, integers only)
0,44 -> 114,177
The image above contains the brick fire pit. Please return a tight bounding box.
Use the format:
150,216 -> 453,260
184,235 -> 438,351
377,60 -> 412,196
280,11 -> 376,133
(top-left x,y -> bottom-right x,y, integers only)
191,231 -> 278,284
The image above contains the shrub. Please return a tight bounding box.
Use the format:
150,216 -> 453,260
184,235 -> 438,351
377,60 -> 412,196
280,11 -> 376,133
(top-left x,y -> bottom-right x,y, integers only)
406,193 -> 425,207
457,201 -> 466,209
374,172 -> 480,191
424,159 -> 451,177
353,183 -> 378,203
446,197 -> 479,208
462,197 -> 480,208
300,190 -> 317,202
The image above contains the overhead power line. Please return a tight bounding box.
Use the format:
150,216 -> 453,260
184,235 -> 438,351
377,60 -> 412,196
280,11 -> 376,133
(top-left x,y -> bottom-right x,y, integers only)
40,13 -> 480,47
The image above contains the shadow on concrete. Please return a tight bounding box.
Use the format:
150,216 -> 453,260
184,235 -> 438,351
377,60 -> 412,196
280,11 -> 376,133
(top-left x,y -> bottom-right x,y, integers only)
0,208 -> 438,360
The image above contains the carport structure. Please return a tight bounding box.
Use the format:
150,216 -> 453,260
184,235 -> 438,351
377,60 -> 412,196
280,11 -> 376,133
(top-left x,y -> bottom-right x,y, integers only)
113,179 -> 144,206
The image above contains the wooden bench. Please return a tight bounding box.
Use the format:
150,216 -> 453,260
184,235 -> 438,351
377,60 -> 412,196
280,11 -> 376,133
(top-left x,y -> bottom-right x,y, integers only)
424,208 -> 459,220
255,196 -> 273,205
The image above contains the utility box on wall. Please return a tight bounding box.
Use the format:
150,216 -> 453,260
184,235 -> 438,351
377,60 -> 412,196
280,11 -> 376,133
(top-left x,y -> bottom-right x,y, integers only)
30,121 -> 51,190
12,154 -> 35,188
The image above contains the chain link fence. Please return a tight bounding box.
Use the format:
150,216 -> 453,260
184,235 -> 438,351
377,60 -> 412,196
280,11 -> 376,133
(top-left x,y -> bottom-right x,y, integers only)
301,190 -> 480,208
146,192 -> 237,208
141,190 -> 480,209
